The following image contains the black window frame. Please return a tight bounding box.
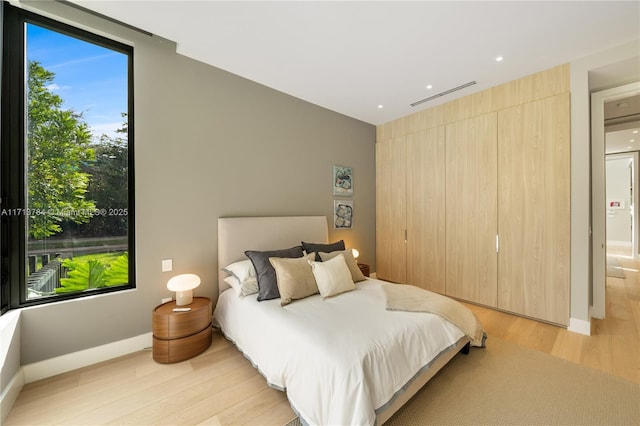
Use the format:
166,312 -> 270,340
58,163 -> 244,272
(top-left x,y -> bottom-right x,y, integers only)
1,2 -> 135,310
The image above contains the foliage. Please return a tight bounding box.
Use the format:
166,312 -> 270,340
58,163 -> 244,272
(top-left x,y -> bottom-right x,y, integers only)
27,61 -> 96,239
104,252 -> 129,286
56,252 -> 129,293
61,114 -> 129,238
56,259 -> 107,293
72,251 -> 123,265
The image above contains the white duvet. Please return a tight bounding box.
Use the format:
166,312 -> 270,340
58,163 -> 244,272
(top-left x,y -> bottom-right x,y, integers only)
213,278 -> 465,426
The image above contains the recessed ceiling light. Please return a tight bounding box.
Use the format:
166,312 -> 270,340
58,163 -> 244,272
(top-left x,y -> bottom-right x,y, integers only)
426,85 -> 433,90
633,130 -> 639,134
631,139 -> 636,143
627,146 -> 633,149
495,56 -> 504,62
377,104 -> 384,109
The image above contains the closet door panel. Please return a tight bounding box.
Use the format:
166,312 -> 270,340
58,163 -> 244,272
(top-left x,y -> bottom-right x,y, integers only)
497,93 -> 570,325
407,127 -> 446,293
446,113 -> 498,306
376,138 -> 407,283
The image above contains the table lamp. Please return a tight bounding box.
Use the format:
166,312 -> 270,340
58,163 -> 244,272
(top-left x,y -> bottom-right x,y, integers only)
167,273 -> 201,306
351,248 -> 360,259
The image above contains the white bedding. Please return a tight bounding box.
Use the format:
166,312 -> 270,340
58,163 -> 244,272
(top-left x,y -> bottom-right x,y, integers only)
213,278 -> 466,426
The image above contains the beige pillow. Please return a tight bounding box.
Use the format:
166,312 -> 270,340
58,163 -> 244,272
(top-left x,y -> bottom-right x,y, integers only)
308,254 -> 355,299
269,253 -> 317,306
319,249 -> 366,282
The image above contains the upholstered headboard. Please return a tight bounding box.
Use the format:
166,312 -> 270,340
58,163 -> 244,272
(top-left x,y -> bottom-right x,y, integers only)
217,216 -> 328,294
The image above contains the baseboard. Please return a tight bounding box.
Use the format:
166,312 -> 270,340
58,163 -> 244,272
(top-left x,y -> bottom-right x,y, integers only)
591,303 -> 604,319
22,332 -> 153,384
567,317 -> 591,336
0,367 -> 24,424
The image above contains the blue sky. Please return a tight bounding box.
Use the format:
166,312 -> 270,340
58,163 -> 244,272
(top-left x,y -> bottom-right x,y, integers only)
26,24 -> 128,142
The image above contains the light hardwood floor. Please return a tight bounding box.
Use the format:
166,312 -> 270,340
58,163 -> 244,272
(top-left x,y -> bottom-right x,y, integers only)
5,261 -> 639,425
464,252 -> 640,385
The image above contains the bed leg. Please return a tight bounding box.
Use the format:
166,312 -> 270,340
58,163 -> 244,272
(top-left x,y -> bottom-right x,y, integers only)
460,342 -> 470,355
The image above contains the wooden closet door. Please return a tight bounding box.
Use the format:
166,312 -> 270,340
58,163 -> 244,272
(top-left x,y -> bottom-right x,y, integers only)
407,127 -> 446,293
376,138 -> 407,283
497,93 -> 570,325
446,113 -> 498,307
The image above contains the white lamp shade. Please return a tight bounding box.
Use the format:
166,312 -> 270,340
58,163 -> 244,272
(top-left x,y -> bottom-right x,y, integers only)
167,273 -> 201,306
351,248 -> 360,259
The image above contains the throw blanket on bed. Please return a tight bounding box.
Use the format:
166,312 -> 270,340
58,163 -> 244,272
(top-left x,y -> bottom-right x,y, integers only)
383,284 -> 487,347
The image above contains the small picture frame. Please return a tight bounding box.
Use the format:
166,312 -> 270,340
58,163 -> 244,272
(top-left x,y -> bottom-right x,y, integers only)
333,165 -> 353,196
334,199 -> 353,229
608,199 -> 625,209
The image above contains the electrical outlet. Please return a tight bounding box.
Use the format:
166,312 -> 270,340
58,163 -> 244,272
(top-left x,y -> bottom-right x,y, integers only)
162,259 -> 173,272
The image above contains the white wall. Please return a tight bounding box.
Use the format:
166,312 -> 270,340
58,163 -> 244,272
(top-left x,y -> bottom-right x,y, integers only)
605,156 -> 633,245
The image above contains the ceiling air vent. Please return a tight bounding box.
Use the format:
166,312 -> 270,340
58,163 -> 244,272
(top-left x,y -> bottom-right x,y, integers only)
410,81 -> 477,107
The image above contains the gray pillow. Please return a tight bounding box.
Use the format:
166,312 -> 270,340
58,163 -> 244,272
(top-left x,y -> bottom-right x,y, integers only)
301,240 -> 345,261
245,246 -> 304,301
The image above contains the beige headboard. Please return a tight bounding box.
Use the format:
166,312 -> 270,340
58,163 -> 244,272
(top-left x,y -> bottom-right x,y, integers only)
217,216 -> 328,294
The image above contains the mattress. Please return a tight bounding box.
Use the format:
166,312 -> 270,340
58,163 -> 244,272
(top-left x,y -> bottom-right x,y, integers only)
213,278 -> 466,426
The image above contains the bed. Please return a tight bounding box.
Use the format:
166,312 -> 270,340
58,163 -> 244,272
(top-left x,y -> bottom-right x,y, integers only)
214,216 -> 477,426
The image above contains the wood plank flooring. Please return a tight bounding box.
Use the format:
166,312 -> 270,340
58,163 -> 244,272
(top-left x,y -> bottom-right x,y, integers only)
5,256 -> 639,424
463,252 -> 640,385
6,335 -> 297,426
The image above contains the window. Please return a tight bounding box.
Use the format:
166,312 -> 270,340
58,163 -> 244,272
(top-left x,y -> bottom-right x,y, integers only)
1,3 -> 135,310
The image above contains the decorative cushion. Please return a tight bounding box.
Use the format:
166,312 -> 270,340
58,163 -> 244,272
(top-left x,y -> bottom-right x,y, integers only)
222,259 -> 259,296
222,259 -> 256,283
308,254 -> 355,299
269,253 -> 318,306
319,249 -> 367,282
302,240 -> 345,261
245,246 -> 304,301
223,276 -> 241,295
223,275 -> 258,297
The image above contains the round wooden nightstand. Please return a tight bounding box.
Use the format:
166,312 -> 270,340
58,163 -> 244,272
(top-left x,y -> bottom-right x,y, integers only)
152,296 -> 212,363
358,263 -> 370,277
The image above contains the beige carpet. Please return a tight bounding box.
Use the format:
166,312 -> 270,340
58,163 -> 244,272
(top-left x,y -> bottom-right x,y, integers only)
286,337 -> 640,426
607,256 -> 626,278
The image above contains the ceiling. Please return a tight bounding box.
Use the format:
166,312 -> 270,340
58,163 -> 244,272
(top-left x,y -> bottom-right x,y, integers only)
63,1 -> 640,125
606,125 -> 640,155
605,94 -> 640,155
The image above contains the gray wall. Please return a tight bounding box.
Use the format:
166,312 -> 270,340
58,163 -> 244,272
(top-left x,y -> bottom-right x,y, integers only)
19,2 -> 375,364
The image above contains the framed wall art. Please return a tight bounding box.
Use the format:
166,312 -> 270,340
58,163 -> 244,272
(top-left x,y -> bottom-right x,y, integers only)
333,165 -> 353,196
334,199 -> 353,229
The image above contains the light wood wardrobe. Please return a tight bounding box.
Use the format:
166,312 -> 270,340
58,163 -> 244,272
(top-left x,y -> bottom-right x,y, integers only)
376,65 -> 570,326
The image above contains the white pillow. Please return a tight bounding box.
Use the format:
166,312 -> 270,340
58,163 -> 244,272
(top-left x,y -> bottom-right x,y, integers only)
222,259 -> 255,282
308,254 -> 355,299
223,276 -> 242,295
222,260 -> 258,296
223,275 -> 258,297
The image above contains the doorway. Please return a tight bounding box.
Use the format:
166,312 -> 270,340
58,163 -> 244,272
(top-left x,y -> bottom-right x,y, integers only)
605,153 -> 636,259
592,83 -> 640,319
